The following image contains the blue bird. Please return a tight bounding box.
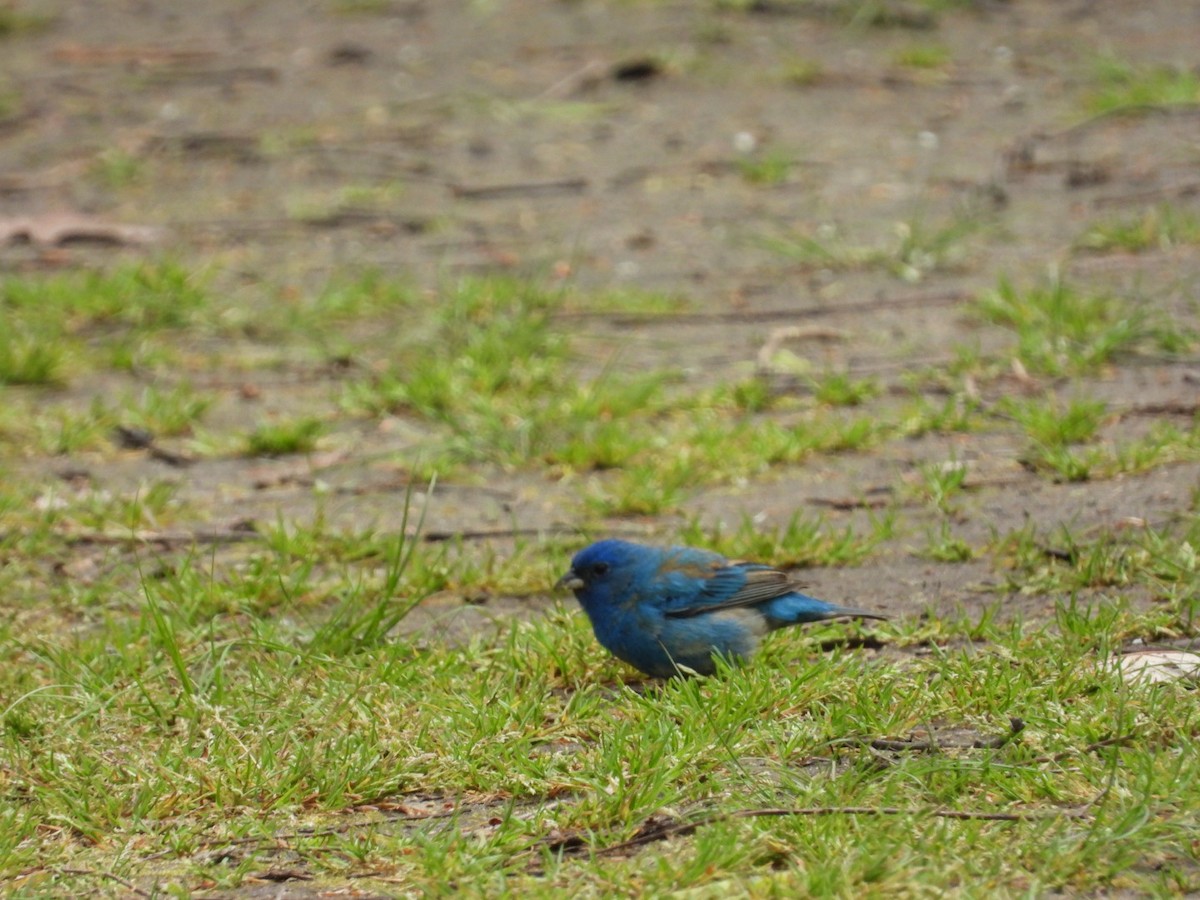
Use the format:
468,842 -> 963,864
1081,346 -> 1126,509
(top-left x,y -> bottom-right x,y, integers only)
556,539 -> 887,678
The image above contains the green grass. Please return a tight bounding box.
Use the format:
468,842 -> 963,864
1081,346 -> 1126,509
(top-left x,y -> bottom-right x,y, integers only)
90,147 -> 144,189
1022,418 -> 1200,484
991,514 -> 1200,598
0,4 -> 55,37
1086,57 -> 1200,115
1004,395 -> 1107,448
0,262 -> 212,386
737,149 -> 795,186
763,210 -> 984,283
0,383 -> 212,457
1076,205 -> 1200,254
285,180 -> 410,226
338,277 -> 892,487
3,260 -> 1200,895
893,43 -> 951,71
562,286 -> 691,317
33,402 -> 114,455
341,276 -> 570,450
277,270 -> 418,352
811,370 -> 880,407
780,58 -> 824,87
117,383 -> 212,437
245,416 -> 325,456
0,332 -> 65,386
995,394 -> 1200,484
714,0 -> 957,29
0,78 -> 21,122
2,261 -> 208,332
328,0 -> 396,14
897,392 -> 983,438
4,526 -> 1200,894
919,520 -> 974,562
975,276 -> 1166,376
681,509 -> 897,568
914,459 -> 968,512
578,407 -> 893,518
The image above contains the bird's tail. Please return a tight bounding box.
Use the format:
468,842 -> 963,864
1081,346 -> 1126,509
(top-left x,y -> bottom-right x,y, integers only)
763,594 -> 887,628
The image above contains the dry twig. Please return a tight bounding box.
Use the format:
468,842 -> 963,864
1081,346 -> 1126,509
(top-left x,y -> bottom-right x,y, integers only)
551,802 -> 1091,859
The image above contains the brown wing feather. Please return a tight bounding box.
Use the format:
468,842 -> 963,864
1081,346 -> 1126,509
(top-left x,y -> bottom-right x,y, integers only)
665,566 -> 807,619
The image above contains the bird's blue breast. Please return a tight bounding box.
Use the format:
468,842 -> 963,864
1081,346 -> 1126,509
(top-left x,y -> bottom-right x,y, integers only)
589,601 -> 766,678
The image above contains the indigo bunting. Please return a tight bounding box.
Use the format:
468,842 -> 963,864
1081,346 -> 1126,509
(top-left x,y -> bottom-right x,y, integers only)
557,539 -> 887,677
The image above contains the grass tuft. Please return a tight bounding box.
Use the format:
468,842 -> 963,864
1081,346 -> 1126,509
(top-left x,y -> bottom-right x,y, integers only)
245,417 -> 325,456
737,149 -> 795,186
1076,204 -> 1200,254
0,332 -> 65,385
681,509 -> 896,568
1086,57 -> 1200,114
763,210 -> 984,283
975,276 -> 1162,375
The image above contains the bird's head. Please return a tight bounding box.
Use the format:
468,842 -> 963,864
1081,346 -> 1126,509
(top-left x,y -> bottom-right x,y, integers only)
556,539 -> 641,609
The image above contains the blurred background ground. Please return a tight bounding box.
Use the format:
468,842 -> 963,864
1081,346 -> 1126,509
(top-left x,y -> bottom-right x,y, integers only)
3,0 -> 1198,628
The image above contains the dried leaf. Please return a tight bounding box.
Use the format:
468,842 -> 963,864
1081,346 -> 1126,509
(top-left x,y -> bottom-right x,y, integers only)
0,213 -> 162,247
1118,649 -> 1200,685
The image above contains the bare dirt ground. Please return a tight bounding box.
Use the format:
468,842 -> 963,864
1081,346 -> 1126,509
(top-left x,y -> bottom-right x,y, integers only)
3,2 -> 1199,638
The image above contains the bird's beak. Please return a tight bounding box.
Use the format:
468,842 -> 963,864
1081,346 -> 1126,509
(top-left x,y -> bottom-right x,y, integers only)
556,570 -> 584,592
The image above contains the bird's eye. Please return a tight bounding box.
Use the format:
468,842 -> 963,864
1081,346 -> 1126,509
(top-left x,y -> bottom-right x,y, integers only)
592,561 -> 610,576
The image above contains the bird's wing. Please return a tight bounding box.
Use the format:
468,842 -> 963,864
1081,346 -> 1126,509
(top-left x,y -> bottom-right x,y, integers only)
663,561 -> 804,619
